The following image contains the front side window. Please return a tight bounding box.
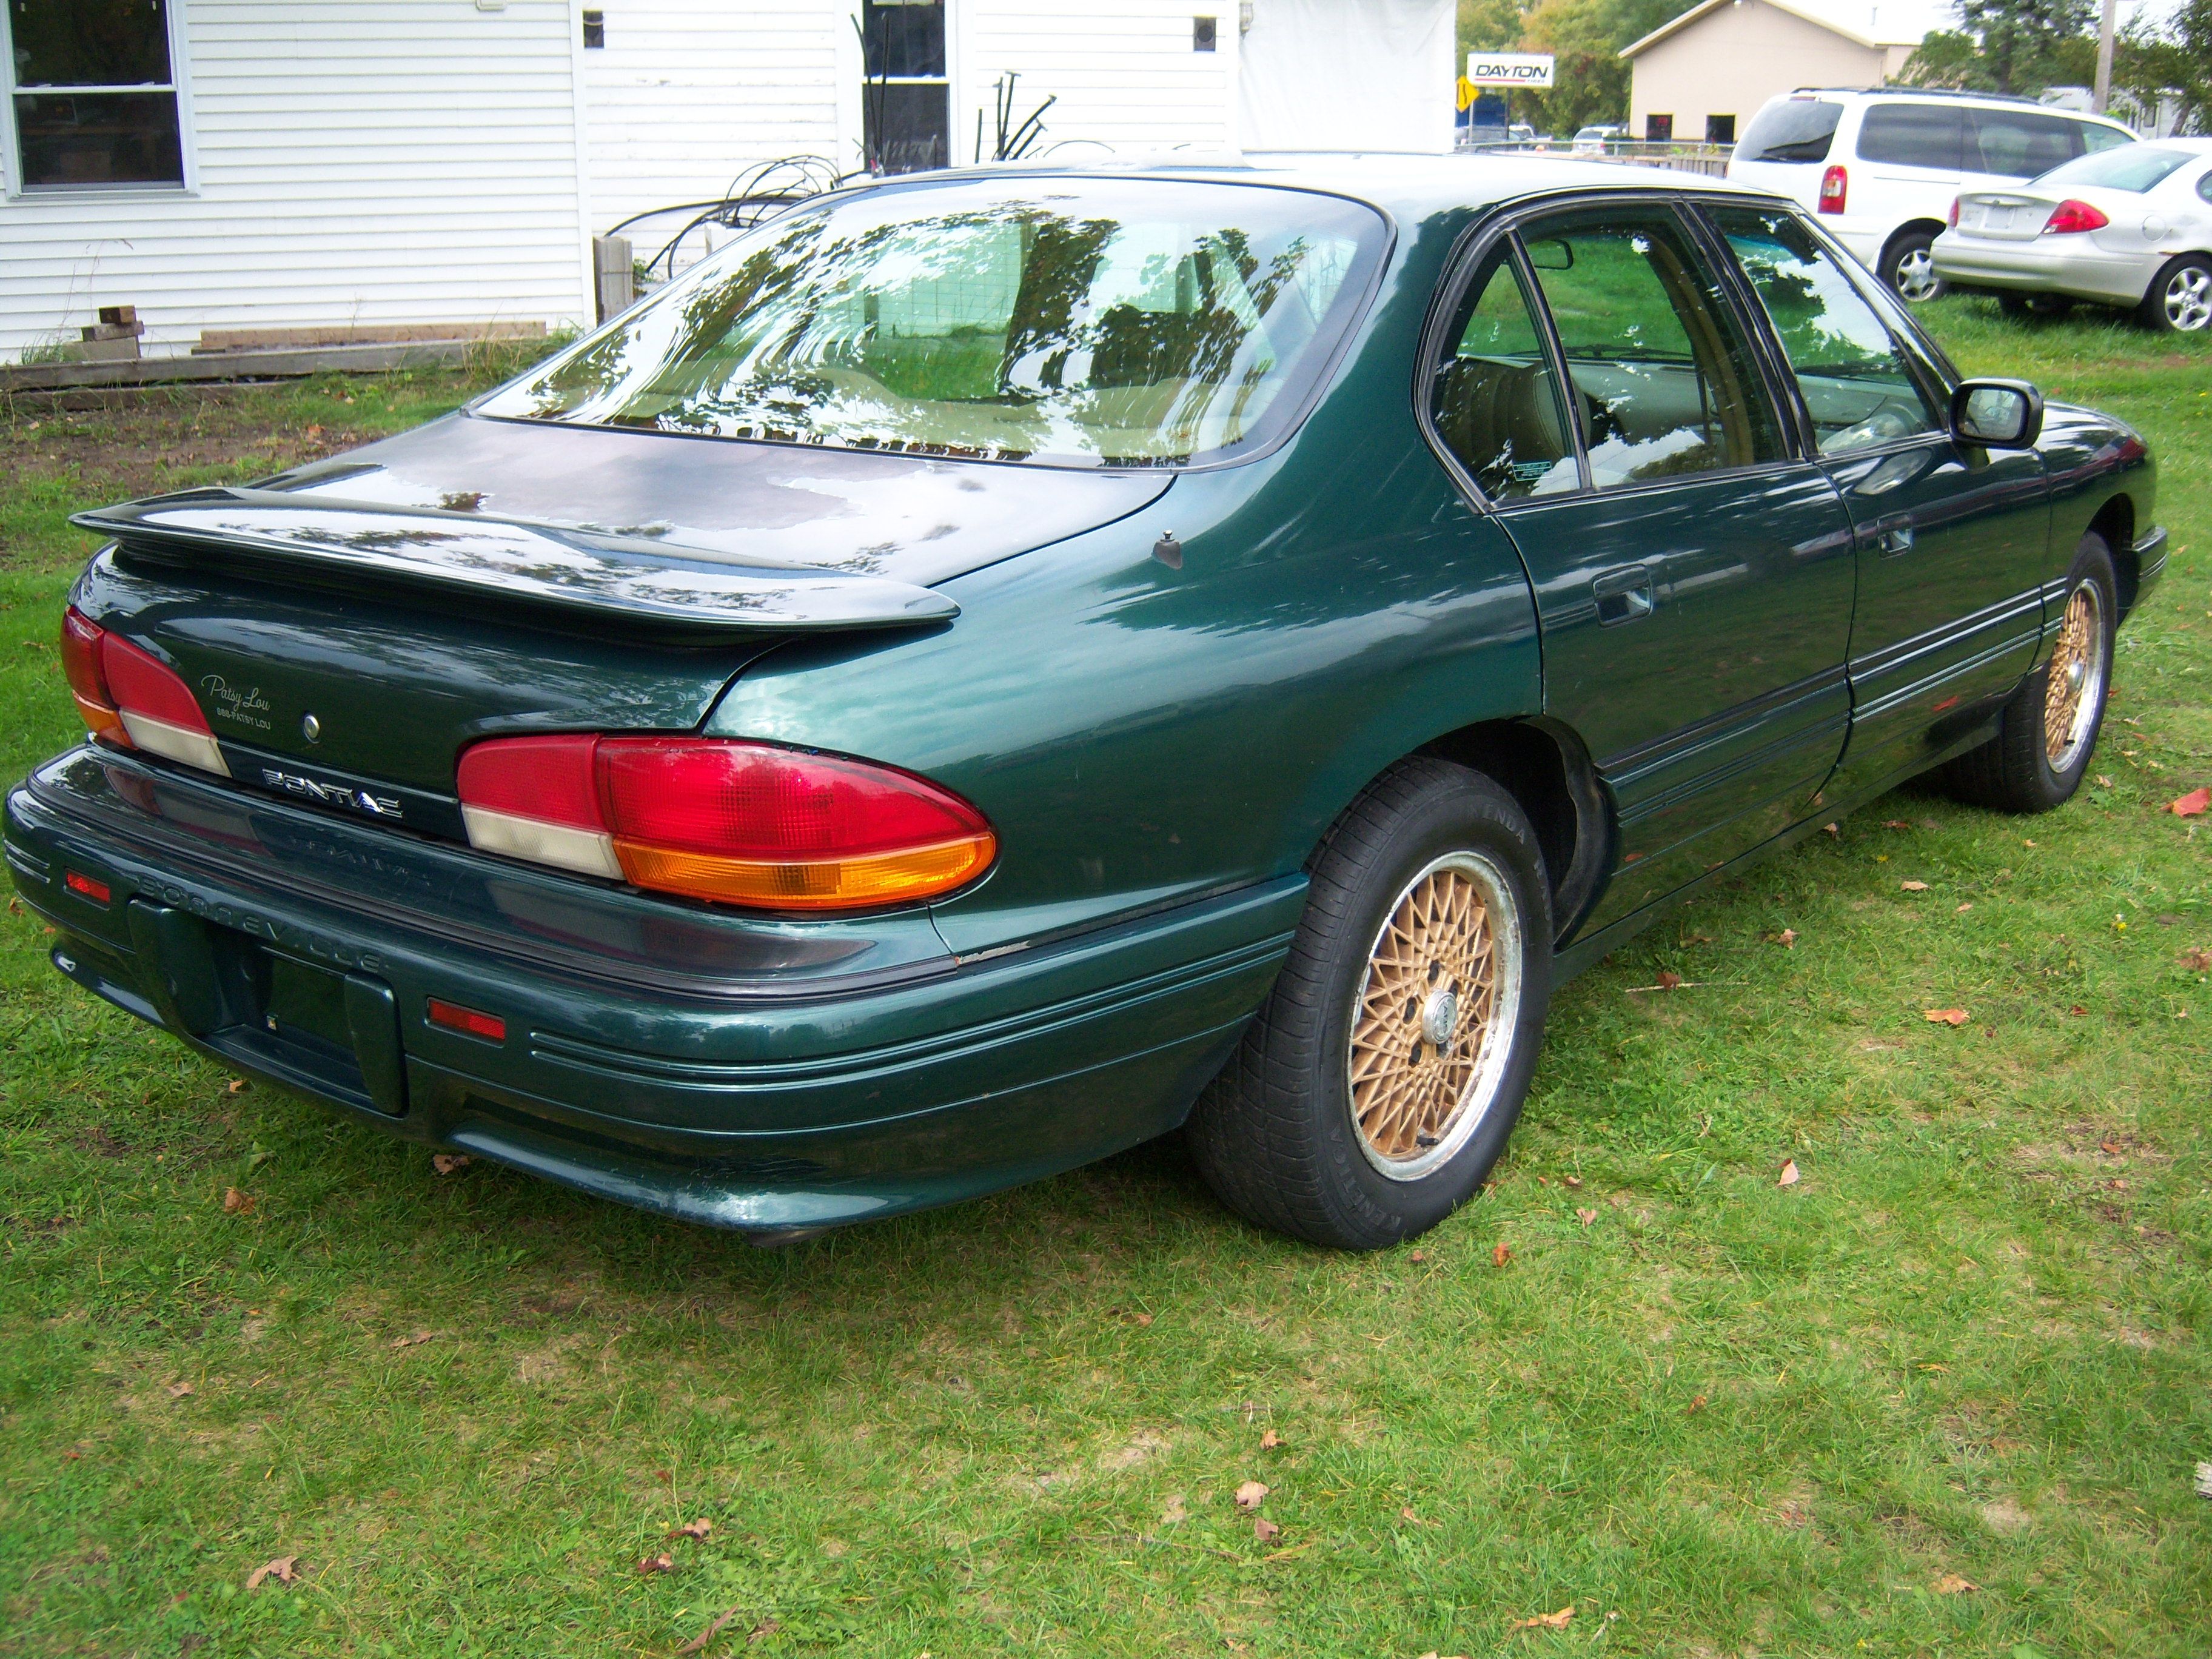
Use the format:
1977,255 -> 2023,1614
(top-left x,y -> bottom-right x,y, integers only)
1430,246 -> 1577,501
5,0 -> 184,189
1516,207 -> 1785,489
481,179 -> 1385,468
1968,108 -> 2086,178
1707,205 -> 1939,457
1856,103 -> 1965,171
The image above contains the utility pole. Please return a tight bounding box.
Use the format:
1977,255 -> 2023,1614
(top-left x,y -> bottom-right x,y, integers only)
2093,0 -> 2117,114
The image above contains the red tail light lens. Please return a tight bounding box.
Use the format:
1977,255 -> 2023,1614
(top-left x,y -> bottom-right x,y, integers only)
60,608 -> 127,746
1818,164 -> 1847,214
2042,198 -> 2109,235
60,606 -> 227,775
1948,195 -> 1961,229
456,736 -> 996,911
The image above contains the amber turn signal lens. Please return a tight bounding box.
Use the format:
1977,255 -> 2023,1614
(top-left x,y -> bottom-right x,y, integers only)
612,834 -> 996,911
60,608 -> 128,746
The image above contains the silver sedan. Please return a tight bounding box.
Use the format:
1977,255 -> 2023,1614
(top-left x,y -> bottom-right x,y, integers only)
1932,136 -> 2212,332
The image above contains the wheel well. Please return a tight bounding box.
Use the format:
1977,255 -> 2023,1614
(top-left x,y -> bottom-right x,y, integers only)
1419,719 -> 1610,941
2088,494 -> 2139,614
1883,220 -> 1949,260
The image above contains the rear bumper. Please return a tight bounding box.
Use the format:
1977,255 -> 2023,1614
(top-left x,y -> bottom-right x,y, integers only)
1931,233 -> 2152,306
6,746 -> 1296,1234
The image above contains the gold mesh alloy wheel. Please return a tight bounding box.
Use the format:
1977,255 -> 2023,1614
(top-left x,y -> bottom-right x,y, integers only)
1345,851 -> 1523,1182
2042,580 -> 2106,773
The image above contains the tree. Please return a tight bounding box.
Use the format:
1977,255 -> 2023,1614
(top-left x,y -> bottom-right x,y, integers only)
2116,0 -> 2212,132
1900,0 -> 2097,95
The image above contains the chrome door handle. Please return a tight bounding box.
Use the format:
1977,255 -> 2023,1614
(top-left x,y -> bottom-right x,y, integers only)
1871,523 -> 1915,556
1593,565 -> 1655,626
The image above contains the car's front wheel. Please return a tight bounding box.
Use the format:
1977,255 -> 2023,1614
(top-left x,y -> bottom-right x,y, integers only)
1883,229 -> 1947,303
1187,758 -> 1552,1249
2139,254 -> 2212,333
1942,533 -> 2117,813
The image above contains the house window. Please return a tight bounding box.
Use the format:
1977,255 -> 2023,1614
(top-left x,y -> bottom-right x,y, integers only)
1706,113 -> 1735,144
1644,113 -> 1672,142
861,0 -> 948,174
4,0 -> 187,190
582,10 -> 605,48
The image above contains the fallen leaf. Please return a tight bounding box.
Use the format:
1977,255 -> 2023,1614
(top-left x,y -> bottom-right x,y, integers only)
1686,1393 -> 1708,1414
635,1552 -> 675,1575
1512,1607 -> 1575,1631
1883,819 -> 1911,829
389,1330 -> 434,1349
1925,1008 -> 1971,1026
1407,1249 -> 1427,1263
1822,822 -> 1839,837
2100,1138 -> 2123,1155
1956,902 -> 1972,913
167,1381 -> 195,1399
2180,948 -> 2211,971
2068,1004 -> 2088,1016
1656,968 -> 1681,990
2168,788 -> 2209,817
2194,1461 -> 2212,1499
1777,1160 -> 1800,1187
1901,880 -> 1928,891
668,1517 -> 714,1540
221,1187 -> 255,1214
2096,774 -> 2114,788
1492,1241 -> 1512,1268
431,1153 -> 470,1175
244,1555 -> 297,1590
1252,1516 -> 1281,1543
1563,1174 -> 1582,1188
1934,1574 -> 1978,1594
226,1079 -> 249,1094
1577,1208 -> 1597,1227
1259,1429 -> 1284,1450
1234,1480 -> 1269,1510
1776,928 -> 1797,948
746,1617 -> 781,1644
678,1607 -> 742,1654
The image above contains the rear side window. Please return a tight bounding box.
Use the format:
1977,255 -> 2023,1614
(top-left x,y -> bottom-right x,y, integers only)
1968,109 -> 2086,177
1856,103 -> 1964,170
2202,168 -> 2212,206
1737,99 -> 1843,163
1517,207 -> 1786,489
1430,247 -> 1578,501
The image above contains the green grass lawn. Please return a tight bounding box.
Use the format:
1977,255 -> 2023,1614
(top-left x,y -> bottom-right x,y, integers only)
2,305 -> 2207,1658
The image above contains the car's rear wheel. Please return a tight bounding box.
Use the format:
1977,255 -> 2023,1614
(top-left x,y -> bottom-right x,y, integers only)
1187,758 -> 1552,1250
1999,291 -> 2074,321
2139,255 -> 2212,333
1942,534 -> 2117,813
1883,230 -> 1947,303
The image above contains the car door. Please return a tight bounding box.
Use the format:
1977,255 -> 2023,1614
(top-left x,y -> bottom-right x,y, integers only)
1701,202 -> 2050,801
1852,101 -> 1966,246
1963,106 -> 2093,192
1423,202 -> 1858,936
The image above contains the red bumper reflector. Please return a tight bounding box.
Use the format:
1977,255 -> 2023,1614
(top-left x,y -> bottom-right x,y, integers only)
64,870 -> 112,905
426,998 -> 507,1042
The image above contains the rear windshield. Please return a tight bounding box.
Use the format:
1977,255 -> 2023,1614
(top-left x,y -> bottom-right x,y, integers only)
2033,144 -> 2193,193
1737,99 -> 1843,163
479,178 -> 1387,468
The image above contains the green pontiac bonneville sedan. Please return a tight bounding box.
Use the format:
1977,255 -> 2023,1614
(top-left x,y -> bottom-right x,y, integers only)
7,158 -> 2163,1248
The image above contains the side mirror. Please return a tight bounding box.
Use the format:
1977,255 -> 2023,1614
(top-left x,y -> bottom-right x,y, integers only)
1950,378 -> 2043,448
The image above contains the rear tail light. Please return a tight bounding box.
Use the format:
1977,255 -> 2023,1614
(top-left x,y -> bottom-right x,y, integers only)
1818,164 -> 1847,214
1948,195 -> 1960,229
2042,198 -> 2109,235
59,606 -> 228,776
456,736 -> 996,911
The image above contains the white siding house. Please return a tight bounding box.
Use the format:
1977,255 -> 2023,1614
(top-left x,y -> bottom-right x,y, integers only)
4,0 -> 1451,361
1,1 -> 597,358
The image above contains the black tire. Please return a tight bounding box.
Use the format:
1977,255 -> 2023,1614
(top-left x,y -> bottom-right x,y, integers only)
1882,229 -> 1947,303
1999,291 -> 2074,321
1187,758 -> 1553,1250
2137,254 -> 2212,333
1942,534 -> 2117,813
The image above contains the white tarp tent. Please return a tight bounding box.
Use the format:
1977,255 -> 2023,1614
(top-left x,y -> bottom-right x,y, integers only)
1237,0 -> 1457,153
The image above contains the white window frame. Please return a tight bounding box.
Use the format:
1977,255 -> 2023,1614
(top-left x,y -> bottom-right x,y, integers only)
1,0 -> 199,199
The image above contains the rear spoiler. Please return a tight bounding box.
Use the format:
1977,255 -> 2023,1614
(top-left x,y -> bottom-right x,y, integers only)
71,487 -> 960,635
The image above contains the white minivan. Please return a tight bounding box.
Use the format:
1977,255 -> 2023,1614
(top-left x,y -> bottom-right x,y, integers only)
1727,89 -> 2135,300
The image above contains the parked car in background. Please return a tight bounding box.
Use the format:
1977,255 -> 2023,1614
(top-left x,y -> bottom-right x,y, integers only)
1934,138 -> 2212,332
8,159 -> 2162,1251
1729,88 -> 2136,301
1572,125 -> 1623,155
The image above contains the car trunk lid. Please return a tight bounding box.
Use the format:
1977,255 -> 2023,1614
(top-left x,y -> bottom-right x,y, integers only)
1952,192 -> 2060,240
